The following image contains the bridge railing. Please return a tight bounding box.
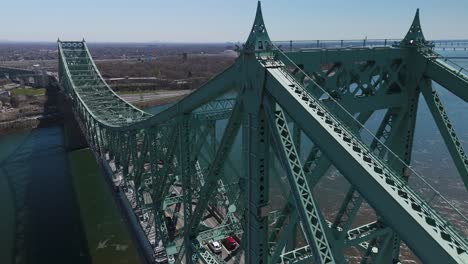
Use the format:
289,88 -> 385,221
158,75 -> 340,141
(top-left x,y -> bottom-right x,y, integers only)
271,39 -> 402,51
270,39 -> 468,52
420,46 -> 468,79
437,56 -> 468,79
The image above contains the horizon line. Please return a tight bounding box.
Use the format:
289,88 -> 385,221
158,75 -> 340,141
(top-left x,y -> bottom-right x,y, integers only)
2,38 -> 468,45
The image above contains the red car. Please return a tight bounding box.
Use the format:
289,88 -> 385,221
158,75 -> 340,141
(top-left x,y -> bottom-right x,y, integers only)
222,236 -> 238,251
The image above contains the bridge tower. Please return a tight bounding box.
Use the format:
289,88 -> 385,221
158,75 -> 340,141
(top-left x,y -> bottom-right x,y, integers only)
57,1 -> 468,263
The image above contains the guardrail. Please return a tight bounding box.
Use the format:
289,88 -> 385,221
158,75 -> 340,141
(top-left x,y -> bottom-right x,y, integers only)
439,57 -> 468,79
269,39 -> 468,52
271,39 -> 402,51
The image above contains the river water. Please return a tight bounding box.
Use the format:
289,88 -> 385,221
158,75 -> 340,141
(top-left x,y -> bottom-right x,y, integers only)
0,127 -> 90,263
0,104 -> 170,264
0,50 -> 467,263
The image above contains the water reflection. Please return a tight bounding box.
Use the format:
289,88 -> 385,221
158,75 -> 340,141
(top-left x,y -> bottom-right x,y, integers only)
0,126 -> 89,264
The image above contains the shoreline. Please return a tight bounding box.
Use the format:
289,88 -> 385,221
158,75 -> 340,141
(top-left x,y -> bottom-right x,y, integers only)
0,114 -> 62,136
0,92 -> 189,136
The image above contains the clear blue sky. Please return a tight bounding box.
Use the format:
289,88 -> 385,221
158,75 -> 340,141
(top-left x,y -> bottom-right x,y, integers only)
1,0 -> 467,42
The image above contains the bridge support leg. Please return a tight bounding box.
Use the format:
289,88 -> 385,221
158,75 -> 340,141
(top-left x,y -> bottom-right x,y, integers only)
385,65 -> 421,263
241,105 -> 270,264
180,115 -> 194,263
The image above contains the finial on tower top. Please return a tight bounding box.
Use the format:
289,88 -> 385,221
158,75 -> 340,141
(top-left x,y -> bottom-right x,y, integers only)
401,8 -> 427,47
244,1 -> 271,52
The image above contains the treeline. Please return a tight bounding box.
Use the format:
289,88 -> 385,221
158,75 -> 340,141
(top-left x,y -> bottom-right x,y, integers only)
97,55 -> 235,90
87,43 -> 236,59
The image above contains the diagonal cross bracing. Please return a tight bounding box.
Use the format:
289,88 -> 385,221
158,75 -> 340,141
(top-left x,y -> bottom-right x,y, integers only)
421,82 -> 468,191
188,99 -> 243,235
266,102 -> 336,264
57,4 -> 468,263
264,62 -> 468,263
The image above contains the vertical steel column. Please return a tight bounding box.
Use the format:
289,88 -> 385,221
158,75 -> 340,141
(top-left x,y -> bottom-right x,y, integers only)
180,114 -> 194,263
381,46 -> 425,262
210,120 -> 217,158
242,105 -> 270,264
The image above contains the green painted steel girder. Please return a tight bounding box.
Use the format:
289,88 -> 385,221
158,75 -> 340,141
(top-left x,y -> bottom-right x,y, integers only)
421,81 -> 468,191
57,2 -> 468,263
266,103 -> 336,263
264,60 -> 467,263
188,100 -> 242,235
424,54 -> 468,102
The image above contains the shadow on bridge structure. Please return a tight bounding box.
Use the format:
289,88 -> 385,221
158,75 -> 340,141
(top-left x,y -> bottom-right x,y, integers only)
56,2 -> 468,263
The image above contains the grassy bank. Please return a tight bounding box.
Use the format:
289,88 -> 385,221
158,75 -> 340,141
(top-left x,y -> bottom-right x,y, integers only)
69,149 -> 139,264
11,88 -> 46,96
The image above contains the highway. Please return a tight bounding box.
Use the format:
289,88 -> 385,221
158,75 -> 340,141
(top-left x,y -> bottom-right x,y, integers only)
118,90 -> 192,104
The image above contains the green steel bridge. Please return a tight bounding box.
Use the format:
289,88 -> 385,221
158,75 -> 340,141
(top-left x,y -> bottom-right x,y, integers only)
57,2 -> 468,263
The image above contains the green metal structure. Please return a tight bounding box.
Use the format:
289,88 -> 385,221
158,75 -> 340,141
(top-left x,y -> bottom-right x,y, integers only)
58,2 -> 468,263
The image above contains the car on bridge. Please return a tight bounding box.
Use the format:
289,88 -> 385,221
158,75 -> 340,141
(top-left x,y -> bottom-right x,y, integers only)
208,240 -> 222,254
222,236 -> 238,251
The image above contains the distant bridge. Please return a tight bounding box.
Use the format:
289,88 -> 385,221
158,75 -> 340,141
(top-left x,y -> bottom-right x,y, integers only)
56,2 -> 468,264
273,39 -> 468,58
433,40 -> 468,51
0,66 -> 51,88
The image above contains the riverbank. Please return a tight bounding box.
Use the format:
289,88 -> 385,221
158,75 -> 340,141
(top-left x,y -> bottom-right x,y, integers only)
0,113 -> 62,136
0,86 -> 62,136
0,89 -> 190,136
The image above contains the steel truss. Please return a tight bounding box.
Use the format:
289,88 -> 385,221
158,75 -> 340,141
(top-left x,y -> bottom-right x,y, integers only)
58,2 -> 468,263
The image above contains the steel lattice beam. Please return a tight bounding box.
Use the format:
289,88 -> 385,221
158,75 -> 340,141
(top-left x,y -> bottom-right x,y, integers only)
264,62 -> 468,263
421,80 -> 468,191
56,3 -> 468,264
266,102 -> 336,264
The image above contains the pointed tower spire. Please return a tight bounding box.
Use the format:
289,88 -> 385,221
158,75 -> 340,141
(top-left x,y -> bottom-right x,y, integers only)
245,1 -> 271,52
401,9 -> 427,46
